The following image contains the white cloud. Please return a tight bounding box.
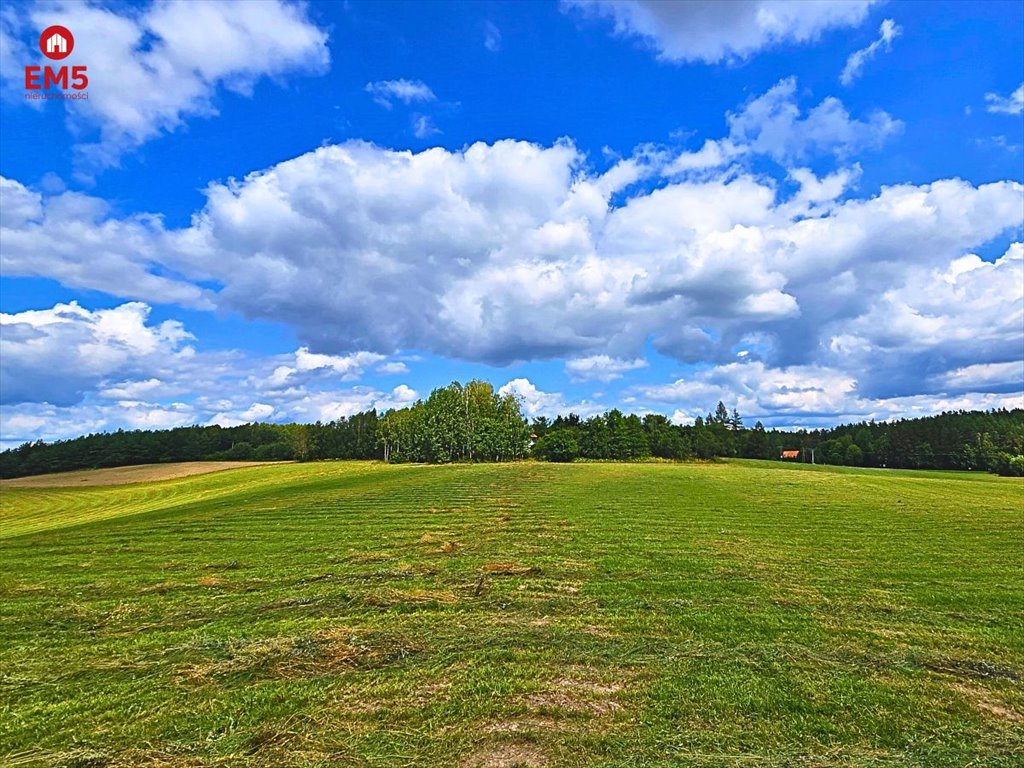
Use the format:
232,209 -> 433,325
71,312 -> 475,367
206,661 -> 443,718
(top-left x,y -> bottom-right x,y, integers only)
636,359 -> 1024,429
295,348 -> 385,378
4,141 -> 1020,390
665,138 -> 744,174
99,378 -> 165,400
781,164 -> 862,217
564,0 -> 875,64
377,361 -> 410,375
665,79 -> 898,173
266,348 -> 392,390
0,302 -> 194,407
498,378 -> 603,419
0,0 -> 329,175
0,400 -> 199,451
483,21 -> 502,52
565,355 -> 648,382
985,83 -> 1024,116
0,379 -> 424,449
4,143 -> 1019,385
938,361 -> 1024,392
412,114 -> 441,138
0,177 -> 211,307
0,302 -> 422,446
207,402 -> 274,427
0,10 -> 32,102
365,79 -> 436,109
2,71 -> 1021,434
725,77 -> 902,163
840,18 -> 900,86
820,243 -> 1024,397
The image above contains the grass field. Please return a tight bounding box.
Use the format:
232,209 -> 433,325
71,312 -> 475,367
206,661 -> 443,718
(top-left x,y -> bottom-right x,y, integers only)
0,461 -> 287,490
1,460 -> 1021,767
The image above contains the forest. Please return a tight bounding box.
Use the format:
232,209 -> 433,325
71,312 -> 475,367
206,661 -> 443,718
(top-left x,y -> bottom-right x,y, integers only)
1,380 -> 1022,478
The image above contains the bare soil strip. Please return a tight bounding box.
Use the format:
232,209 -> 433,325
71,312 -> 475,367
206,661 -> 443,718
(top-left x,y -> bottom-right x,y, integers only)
0,461 -> 286,488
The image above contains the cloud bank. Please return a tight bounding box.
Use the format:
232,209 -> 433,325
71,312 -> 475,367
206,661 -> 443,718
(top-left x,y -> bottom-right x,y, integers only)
564,0 -> 876,64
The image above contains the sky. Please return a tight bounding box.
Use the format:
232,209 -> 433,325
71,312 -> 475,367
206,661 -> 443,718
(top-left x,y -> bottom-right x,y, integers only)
0,0 -> 1022,450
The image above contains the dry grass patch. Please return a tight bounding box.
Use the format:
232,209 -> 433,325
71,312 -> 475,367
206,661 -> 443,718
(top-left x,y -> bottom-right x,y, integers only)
481,562 -> 540,576
461,742 -> 548,768
523,671 -> 625,716
385,562 -> 440,578
140,581 -> 187,594
950,682 -> 1024,723
481,716 -> 558,734
178,627 -> 418,684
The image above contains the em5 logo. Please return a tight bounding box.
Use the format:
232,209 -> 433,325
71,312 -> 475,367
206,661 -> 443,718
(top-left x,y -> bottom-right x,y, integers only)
25,25 -> 88,92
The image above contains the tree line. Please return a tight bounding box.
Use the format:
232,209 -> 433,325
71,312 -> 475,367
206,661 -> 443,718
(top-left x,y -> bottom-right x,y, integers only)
532,401 -> 1024,476
1,380 -> 1021,478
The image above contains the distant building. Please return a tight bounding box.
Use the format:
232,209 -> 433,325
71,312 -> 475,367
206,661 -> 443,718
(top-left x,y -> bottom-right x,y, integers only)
780,449 -> 800,460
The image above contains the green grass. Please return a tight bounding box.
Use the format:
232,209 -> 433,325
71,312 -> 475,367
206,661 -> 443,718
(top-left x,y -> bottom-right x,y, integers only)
1,460 -> 1022,767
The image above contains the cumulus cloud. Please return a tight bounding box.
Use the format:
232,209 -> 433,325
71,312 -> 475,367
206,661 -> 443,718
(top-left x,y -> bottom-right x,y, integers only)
665,79 -> 901,174
0,303 -> 420,447
3,141 -> 1020,391
498,378 -> 603,419
266,350 -> 385,390
0,177 -> 210,307
296,348 -> 385,378
4,134 -> 1019,387
985,83 -> 1024,116
0,400 -> 198,450
1,0 -> 328,174
565,355 -> 648,382
564,0 -> 875,64
365,79 -> 437,109
840,18 -> 900,86
665,138 -> 744,174
0,379 -> 422,451
821,243 -> 1024,397
2,79 -> 1021,435
937,361 -> 1024,393
725,77 -> 902,163
635,360 -> 1024,429
0,302 -> 194,406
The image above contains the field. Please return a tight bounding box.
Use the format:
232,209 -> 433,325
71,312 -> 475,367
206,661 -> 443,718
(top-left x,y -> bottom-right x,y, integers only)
0,461 -> 285,490
1,460 -> 1021,767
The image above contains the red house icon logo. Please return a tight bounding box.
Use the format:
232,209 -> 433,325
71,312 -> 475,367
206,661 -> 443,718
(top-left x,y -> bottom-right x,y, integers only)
40,25 -> 74,60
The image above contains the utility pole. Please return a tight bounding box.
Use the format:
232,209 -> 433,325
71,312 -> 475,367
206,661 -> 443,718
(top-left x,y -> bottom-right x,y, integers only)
811,448 -> 816,465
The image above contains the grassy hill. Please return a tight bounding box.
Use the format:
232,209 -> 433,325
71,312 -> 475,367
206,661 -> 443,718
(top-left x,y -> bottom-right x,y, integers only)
1,461 -> 1021,767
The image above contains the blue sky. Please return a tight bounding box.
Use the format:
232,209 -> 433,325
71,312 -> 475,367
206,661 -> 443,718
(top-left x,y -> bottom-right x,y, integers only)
1,0 -> 1022,448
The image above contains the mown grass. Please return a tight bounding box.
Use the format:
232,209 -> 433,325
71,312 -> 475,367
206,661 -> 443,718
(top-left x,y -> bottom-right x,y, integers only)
0,460 -> 1021,767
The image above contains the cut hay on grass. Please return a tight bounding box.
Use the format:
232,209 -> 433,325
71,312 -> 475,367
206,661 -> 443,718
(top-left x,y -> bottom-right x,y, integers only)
0,460 -> 288,488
